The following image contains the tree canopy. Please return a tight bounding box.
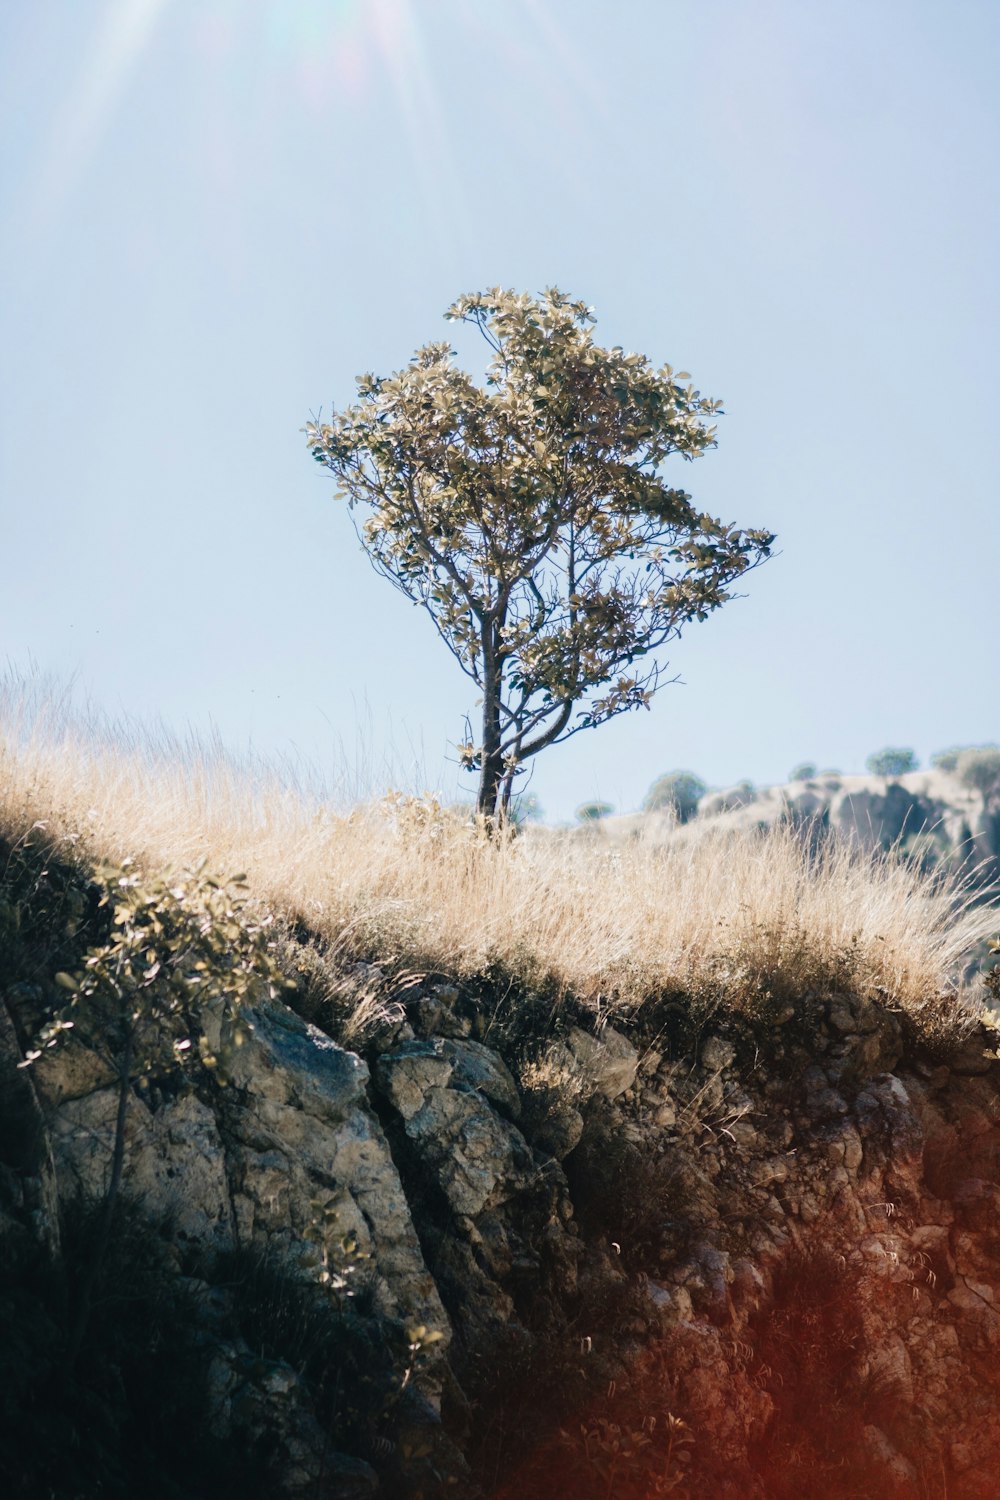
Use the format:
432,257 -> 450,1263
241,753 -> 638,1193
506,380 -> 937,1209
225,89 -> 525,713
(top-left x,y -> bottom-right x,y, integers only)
865,747 -> 918,781
307,287 -> 773,821
642,770 -> 706,821
956,746 -> 1000,808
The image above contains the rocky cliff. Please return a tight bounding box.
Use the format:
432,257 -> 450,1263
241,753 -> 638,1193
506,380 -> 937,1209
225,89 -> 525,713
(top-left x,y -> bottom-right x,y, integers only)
4,945 -> 1000,1499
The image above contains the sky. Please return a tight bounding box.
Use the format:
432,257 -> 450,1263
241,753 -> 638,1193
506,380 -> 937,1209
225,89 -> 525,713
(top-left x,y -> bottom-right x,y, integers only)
1,0 -> 997,821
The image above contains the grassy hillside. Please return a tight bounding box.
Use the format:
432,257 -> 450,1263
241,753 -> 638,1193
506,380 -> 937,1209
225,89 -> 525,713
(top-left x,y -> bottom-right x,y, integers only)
1,685 -> 995,1054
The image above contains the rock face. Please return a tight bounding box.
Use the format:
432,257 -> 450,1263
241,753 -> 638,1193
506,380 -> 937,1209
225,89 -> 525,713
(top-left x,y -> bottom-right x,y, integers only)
4,976 -> 1000,1498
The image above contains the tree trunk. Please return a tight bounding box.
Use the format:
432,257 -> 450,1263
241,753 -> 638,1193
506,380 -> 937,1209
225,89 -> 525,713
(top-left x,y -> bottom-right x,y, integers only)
476,749 -> 505,824
476,632 -> 504,824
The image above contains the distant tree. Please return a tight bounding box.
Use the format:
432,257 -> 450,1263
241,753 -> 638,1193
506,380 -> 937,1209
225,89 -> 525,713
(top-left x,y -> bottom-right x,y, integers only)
642,770 -> 706,822
865,747 -> 918,782
788,762 -> 817,783
930,747 -> 964,774
956,746 -> 1000,811
576,801 -> 614,823
307,287 -> 772,825
712,779 -> 757,813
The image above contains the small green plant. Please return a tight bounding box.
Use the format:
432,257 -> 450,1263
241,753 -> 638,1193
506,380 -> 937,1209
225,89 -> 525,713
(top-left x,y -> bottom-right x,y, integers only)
930,746 -> 964,773
788,762 -> 817,783
25,860 -> 289,1364
642,772 -> 706,822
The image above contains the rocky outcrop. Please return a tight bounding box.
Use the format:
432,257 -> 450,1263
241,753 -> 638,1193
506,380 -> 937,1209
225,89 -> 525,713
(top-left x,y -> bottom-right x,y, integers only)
605,770 -> 1000,878
4,972 -> 1000,1498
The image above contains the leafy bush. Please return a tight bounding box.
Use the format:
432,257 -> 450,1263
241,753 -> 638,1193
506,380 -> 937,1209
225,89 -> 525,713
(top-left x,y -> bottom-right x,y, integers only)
577,801 -> 615,823
956,746 -> 1000,808
26,861 -> 291,1367
788,762 -> 817,782
642,771 -> 706,821
930,746 -> 964,773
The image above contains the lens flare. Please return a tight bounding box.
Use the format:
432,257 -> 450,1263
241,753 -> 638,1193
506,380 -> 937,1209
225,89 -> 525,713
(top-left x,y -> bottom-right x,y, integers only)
26,0 -> 170,233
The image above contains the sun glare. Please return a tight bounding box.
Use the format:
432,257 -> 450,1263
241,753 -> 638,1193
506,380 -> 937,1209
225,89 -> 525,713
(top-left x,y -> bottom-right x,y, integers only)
20,0 -> 604,247
26,0 -> 171,234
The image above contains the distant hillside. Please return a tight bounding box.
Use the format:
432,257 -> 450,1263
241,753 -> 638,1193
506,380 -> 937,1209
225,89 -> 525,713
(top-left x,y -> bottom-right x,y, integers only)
600,768 -> 1000,880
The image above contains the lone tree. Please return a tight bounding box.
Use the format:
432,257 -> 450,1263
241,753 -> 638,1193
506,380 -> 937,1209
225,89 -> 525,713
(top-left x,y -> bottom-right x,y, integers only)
956,746 -> 1000,812
308,288 -> 773,823
865,747 -> 919,784
643,770 -> 706,822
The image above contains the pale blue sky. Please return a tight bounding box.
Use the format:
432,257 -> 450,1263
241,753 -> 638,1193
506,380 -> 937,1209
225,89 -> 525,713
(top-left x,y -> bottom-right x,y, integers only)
2,0 -> 997,820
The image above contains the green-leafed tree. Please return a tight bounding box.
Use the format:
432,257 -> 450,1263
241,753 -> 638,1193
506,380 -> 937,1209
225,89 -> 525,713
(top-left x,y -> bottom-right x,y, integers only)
788,762 -> 817,783
307,288 -> 773,824
865,747 -> 918,783
930,747 -> 964,774
956,746 -> 1000,812
576,801 -> 614,823
642,770 -> 706,821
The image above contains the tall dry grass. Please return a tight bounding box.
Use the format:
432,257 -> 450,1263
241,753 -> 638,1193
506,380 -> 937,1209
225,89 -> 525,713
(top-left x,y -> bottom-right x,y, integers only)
0,674 -> 995,1039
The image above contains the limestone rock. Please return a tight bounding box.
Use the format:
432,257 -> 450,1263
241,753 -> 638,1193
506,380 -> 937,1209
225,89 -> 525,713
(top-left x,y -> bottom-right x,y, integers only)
563,1024 -> 638,1099
52,1086 -> 235,1249
404,1087 -> 534,1218
220,998 -> 369,1124
441,1037 -> 522,1118
374,1038 -> 454,1120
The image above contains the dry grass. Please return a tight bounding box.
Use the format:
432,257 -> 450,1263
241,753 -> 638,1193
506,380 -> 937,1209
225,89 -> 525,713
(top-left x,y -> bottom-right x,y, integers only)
1,676 -> 995,1041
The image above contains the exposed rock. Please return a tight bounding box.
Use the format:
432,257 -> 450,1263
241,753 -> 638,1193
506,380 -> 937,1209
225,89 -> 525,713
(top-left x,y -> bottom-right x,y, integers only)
52,1086 -> 235,1249
375,1038 -> 454,1120
700,1034 -> 736,1072
8,967 -> 1000,1499
220,997 -> 369,1124
562,1024 -> 638,1099
402,1086 -> 533,1219
521,1093 -> 585,1159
